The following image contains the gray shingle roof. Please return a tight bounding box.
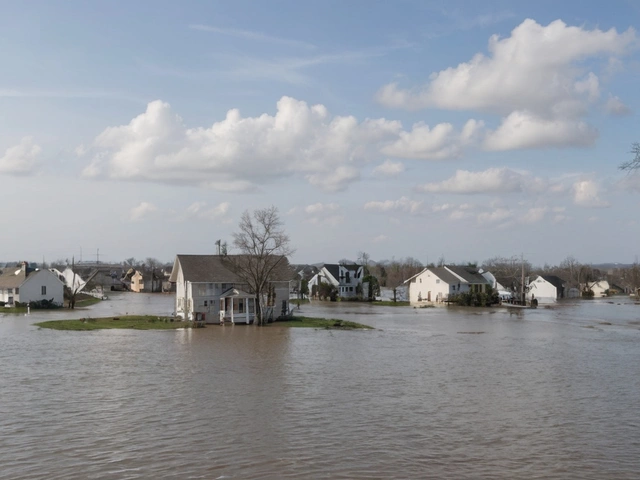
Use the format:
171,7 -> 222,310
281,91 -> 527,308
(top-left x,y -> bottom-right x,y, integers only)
171,254 -> 293,283
0,269 -> 27,289
429,267 -> 462,285
445,266 -> 489,284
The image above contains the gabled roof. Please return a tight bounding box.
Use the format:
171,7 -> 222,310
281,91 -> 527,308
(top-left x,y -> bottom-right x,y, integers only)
0,267 -> 63,289
319,263 -> 362,283
430,267 -> 463,285
445,265 -> 489,285
220,287 -> 254,298
540,275 -> 565,290
170,254 -> 293,283
0,268 -> 27,289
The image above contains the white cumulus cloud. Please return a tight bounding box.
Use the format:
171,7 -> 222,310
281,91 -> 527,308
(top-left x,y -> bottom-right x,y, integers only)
81,97 -> 405,192
376,19 -> 636,150
372,160 -> 405,176
364,196 -> 424,215
381,119 -> 483,160
573,180 -> 610,208
376,19 -> 635,115
417,167 -> 548,194
289,202 -> 344,226
483,111 -> 597,150
185,201 -> 231,220
130,202 -> 158,221
0,137 -> 42,175
604,95 -> 632,116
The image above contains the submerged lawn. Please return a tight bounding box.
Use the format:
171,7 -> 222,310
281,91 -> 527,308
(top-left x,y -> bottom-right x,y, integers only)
35,315 -> 373,331
36,316 -> 192,331
278,316 -> 373,329
371,301 -> 410,307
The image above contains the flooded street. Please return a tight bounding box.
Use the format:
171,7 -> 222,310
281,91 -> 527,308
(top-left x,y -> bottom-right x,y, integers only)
1,293 -> 640,479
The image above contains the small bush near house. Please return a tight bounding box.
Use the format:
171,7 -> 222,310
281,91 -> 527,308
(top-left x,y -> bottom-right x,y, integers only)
15,299 -> 63,309
449,291 -> 496,307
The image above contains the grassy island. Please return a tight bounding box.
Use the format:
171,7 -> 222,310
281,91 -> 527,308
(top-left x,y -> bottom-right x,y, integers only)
278,316 -> 373,329
36,315 -> 373,331
36,316 -> 192,331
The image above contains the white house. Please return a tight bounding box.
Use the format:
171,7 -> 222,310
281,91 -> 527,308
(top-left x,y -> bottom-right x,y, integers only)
0,262 -> 64,306
587,280 -> 610,297
526,275 -> 565,304
169,254 -> 293,324
308,263 -> 364,298
404,265 -> 490,304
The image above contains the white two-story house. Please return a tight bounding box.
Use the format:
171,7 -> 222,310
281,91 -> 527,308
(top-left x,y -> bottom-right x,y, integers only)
0,262 -> 64,306
307,263 -> 364,298
404,265 -> 490,304
169,254 -> 293,324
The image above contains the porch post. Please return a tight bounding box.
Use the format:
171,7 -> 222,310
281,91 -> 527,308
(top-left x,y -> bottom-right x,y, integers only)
231,297 -> 235,324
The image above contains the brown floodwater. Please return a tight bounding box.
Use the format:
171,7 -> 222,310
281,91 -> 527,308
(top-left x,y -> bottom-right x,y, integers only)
1,293 -> 639,479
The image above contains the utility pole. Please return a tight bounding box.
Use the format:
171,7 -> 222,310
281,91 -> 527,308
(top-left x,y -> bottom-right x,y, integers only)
521,253 -> 525,305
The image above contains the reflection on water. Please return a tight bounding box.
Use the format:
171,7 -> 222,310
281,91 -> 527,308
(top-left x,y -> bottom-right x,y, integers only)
1,294 -> 640,479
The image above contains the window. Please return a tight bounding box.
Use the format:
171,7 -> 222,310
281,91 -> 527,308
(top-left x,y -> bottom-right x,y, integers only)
204,300 -> 208,307
8,288 -> 13,294
436,279 -> 440,284
15,288 -> 19,294
346,271 -> 350,284
41,286 -> 46,295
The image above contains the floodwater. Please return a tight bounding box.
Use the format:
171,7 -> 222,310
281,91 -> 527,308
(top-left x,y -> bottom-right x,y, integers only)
1,293 -> 640,479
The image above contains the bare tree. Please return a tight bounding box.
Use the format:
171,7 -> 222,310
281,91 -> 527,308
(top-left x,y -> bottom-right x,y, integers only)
231,206 -> 295,325
380,256 -> 423,302
619,142 -> 640,172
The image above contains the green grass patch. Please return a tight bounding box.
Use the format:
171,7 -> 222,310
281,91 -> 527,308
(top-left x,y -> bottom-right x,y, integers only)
35,315 -> 195,331
277,316 -> 373,329
1,305 -> 28,314
371,301 -> 410,307
74,295 -> 103,307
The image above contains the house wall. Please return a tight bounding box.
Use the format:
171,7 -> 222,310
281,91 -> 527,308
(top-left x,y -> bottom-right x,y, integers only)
590,281 -> 609,297
175,266 -> 187,318
527,276 -> 557,304
408,270 -> 452,304
310,265 -> 363,298
19,270 -> 64,305
0,287 -> 17,304
131,271 -> 144,293
188,282 -> 253,323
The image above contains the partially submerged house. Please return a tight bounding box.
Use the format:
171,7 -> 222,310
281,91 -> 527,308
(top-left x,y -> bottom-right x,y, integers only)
587,280 -> 610,297
169,254 -> 293,324
0,262 -> 64,306
526,275 -> 565,304
307,263 -> 364,299
404,265 -> 490,304
123,269 -> 145,293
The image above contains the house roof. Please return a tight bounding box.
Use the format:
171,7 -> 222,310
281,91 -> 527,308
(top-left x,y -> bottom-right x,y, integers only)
445,265 -> 489,284
0,267 -> 63,290
429,267 -> 463,285
320,263 -> 362,283
220,287 -> 254,298
540,275 -> 565,289
0,268 -> 27,289
171,254 -> 293,284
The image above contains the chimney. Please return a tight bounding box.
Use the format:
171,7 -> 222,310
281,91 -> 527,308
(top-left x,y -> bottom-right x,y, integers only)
21,261 -> 27,272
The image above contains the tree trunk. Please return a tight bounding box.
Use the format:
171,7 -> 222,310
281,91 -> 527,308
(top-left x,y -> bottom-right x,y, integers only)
256,291 -> 264,326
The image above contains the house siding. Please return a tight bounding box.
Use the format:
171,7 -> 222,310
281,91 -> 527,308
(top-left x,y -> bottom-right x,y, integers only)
18,270 -> 64,305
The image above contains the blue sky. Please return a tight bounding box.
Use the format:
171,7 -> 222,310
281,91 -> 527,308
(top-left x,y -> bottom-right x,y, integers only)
1,0 -> 639,266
